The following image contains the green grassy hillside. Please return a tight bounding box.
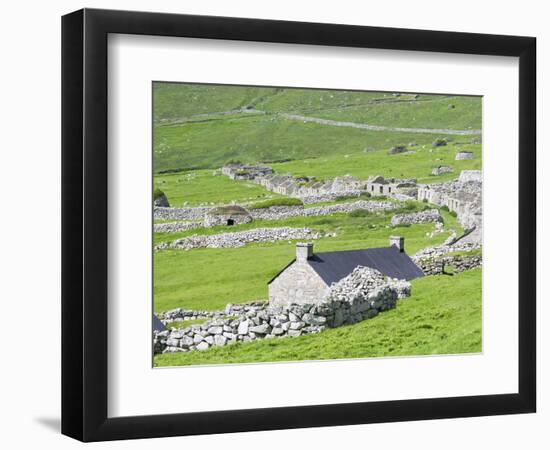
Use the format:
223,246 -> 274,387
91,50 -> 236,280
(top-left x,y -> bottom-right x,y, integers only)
155,268 -> 482,366
153,82 -> 277,121
153,203 -> 459,312
272,142 -> 481,184
154,169 -> 283,207
153,83 -> 482,174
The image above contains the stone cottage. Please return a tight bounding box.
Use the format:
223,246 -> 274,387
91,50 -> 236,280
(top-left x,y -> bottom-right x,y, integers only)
268,237 -> 424,307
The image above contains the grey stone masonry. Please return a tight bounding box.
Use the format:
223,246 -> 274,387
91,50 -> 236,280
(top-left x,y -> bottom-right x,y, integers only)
153,267 -> 411,354
417,172 -> 482,235
154,200 -> 399,231
458,170 -> 482,183
155,227 -> 332,251
455,151 -> 474,160
154,221 -> 204,233
431,166 -> 453,176
391,209 -> 443,226
415,253 -> 482,275
154,206 -> 212,221
153,194 -> 170,207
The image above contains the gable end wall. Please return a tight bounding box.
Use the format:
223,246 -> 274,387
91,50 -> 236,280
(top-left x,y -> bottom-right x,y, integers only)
269,261 -> 329,307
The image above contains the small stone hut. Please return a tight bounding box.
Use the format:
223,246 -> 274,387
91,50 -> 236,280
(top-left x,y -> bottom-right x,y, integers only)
268,238 -> 424,307
204,205 -> 252,227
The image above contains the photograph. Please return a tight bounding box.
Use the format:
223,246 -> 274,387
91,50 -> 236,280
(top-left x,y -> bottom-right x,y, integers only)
152,83 -> 483,367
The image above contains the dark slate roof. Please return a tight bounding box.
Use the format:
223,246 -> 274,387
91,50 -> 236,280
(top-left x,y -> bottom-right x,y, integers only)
153,314 -> 166,332
307,246 -> 424,285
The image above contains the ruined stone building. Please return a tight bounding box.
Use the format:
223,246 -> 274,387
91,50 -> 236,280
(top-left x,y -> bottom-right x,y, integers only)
221,162 -> 273,180
268,238 -> 424,307
366,175 -> 417,197
417,170 -> 482,231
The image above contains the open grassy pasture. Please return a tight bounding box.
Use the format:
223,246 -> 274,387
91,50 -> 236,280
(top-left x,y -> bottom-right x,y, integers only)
272,142 -> 481,184
154,268 -> 482,366
153,84 -> 482,174
154,139 -> 480,206
154,114 -> 466,173
153,82 -> 277,121
153,203 -> 458,313
154,169 -> 282,207
313,95 -> 481,131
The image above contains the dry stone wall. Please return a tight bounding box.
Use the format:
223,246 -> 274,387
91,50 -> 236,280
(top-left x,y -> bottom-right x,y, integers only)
391,209 -> 443,226
155,227 -> 331,251
153,267 -> 411,354
154,200 -> 398,232
154,206 -> 212,221
415,253 -> 482,275
154,221 -> 203,233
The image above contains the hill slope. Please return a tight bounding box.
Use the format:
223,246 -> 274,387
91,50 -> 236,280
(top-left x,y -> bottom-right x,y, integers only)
153,83 -> 482,174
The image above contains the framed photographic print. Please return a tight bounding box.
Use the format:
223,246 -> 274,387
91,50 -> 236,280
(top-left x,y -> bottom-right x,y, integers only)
61,8 -> 536,442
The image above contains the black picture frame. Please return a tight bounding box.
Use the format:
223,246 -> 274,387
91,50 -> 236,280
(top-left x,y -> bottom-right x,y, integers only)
61,8 -> 536,442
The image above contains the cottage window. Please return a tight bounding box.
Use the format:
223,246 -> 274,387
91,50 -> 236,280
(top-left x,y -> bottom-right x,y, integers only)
227,219 -> 235,226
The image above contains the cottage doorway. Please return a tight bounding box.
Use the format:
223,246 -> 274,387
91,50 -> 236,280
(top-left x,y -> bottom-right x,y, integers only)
227,219 -> 235,226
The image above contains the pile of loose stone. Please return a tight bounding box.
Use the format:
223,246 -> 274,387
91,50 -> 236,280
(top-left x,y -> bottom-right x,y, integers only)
155,227 -> 332,251
391,209 -> 443,226
154,266 -> 411,354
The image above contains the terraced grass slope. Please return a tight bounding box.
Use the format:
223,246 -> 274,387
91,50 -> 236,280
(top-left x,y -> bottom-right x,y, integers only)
154,268 -> 482,366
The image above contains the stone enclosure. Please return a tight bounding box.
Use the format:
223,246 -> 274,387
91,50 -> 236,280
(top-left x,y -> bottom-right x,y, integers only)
154,266 -> 411,354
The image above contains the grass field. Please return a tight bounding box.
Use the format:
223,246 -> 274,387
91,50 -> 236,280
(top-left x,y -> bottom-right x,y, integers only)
154,140 -> 480,205
153,84 -> 481,174
154,268 -> 482,366
272,142 -> 481,184
154,169 -> 282,207
313,95 -> 481,130
153,203 -> 458,313
152,82 -> 482,365
154,114 -> 467,173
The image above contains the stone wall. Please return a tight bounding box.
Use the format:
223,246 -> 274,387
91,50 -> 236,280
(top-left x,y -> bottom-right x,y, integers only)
249,200 -> 398,221
455,151 -> 474,160
431,166 -> 453,176
155,227 -> 330,251
154,221 -> 203,233
458,170 -> 482,183
154,200 -> 398,231
416,253 -> 482,276
154,206 -> 212,221
204,214 -> 252,227
391,209 -> 443,226
153,267 -> 411,354
417,173 -> 482,233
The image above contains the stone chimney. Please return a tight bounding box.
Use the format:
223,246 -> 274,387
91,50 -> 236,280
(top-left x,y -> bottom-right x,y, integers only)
389,236 -> 405,252
296,242 -> 314,262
